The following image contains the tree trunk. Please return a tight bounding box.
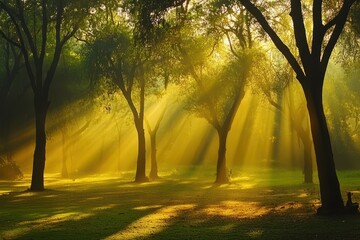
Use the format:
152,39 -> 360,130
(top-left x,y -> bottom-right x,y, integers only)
215,129 -> 229,184
294,120 -> 313,184
271,93 -> 282,164
149,132 -> 159,180
135,120 -> 149,182
303,84 -> 344,214
30,94 -> 50,191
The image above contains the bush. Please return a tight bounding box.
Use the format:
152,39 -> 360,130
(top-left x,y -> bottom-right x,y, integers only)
0,156 -> 23,180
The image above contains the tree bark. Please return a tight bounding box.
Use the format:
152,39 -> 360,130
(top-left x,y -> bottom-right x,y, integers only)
134,66 -> 149,183
134,120 -> 149,182
215,130 -> 229,184
30,93 -> 50,191
149,132 -> 159,180
303,82 -> 344,213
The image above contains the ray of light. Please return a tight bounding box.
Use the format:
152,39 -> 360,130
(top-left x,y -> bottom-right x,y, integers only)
104,204 -> 196,240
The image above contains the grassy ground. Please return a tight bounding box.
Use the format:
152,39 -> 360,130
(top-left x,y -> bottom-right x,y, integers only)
1,168 -> 360,240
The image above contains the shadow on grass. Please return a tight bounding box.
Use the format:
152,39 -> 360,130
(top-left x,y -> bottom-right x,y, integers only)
0,171 -> 359,239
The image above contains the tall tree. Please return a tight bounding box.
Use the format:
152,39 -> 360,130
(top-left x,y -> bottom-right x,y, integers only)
85,1 -> 176,182
0,0 -> 96,191
238,0 -> 358,214
166,1 -> 253,183
86,26 -> 151,182
254,56 -> 314,183
0,36 -> 22,163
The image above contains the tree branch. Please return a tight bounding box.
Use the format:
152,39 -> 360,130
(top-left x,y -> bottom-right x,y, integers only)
311,0 -> 324,61
15,0 -> 39,62
0,1 -> 36,91
224,31 -> 241,60
0,30 -> 21,48
39,0 -> 47,69
44,0 -> 65,94
321,0 -> 356,77
289,0 -> 311,72
238,0 -> 306,83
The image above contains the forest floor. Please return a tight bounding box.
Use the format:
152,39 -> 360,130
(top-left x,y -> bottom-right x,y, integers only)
0,167 -> 360,240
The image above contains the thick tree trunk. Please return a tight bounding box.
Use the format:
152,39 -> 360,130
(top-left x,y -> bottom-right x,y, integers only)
304,85 -> 344,214
215,130 -> 229,184
149,132 -> 159,180
30,94 -> 50,191
135,120 -> 149,182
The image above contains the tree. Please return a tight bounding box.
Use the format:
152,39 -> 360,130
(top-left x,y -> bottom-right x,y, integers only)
253,54 -> 314,183
143,52 -> 175,180
86,26 -> 151,182
145,102 -> 167,180
165,1 -> 253,183
238,0 -> 358,214
0,34 -> 22,164
0,0 -> 97,191
84,1 -> 177,182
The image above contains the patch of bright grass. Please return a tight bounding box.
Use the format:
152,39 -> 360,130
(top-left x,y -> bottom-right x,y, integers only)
0,168 -> 359,240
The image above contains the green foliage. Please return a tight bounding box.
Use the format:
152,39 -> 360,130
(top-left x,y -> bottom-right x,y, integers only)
85,27 -> 133,83
124,0 -> 186,44
339,2 -> 360,66
185,49 -> 252,124
350,2 -> 360,35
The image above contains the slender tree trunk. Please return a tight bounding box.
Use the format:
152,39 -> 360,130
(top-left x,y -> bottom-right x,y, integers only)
271,93 -> 282,164
149,132 -> 159,180
135,120 -> 148,182
146,106 -> 167,180
215,129 -> 229,184
30,94 -> 50,191
294,121 -> 314,184
303,83 -> 344,213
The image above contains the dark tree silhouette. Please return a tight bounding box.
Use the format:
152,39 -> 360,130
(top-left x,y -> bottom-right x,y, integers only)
0,0 -> 94,191
238,0 -> 358,214
176,37 -> 248,184
0,37 -> 22,164
86,28 -> 150,182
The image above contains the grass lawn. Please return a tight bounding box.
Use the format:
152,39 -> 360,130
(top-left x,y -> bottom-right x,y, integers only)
1,168 -> 360,240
